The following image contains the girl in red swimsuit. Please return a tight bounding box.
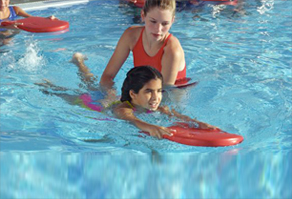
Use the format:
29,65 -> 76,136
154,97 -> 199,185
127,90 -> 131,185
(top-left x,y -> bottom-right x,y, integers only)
97,0 -> 186,88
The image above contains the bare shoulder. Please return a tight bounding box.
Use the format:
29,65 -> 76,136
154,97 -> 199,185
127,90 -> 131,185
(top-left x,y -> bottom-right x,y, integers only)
113,101 -> 135,119
124,26 -> 144,50
124,26 -> 143,37
126,26 -> 143,32
12,6 -> 21,13
113,101 -> 132,112
164,35 -> 184,60
164,34 -> 184,56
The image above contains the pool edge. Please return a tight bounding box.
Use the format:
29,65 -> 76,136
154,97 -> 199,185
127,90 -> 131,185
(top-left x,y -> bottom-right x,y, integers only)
14,0 -> 90,11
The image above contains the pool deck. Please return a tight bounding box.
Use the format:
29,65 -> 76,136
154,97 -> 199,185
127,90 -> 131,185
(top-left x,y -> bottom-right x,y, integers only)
12,0 -> 90,11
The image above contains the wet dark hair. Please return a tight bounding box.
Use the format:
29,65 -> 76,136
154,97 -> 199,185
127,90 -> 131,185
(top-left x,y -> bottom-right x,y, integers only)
120,66 -> 163,102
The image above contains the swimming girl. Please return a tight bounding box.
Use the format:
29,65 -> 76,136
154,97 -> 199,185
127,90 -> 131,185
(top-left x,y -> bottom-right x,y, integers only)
113,65 -> 217,138
73,0 -> 186,90
37,54 -> 217,139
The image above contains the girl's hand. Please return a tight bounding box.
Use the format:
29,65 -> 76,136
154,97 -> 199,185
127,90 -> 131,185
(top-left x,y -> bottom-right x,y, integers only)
8,23 -> 21,29
147,124 -> 175,139
1,22 -> 22,30
47,15 -> 58,20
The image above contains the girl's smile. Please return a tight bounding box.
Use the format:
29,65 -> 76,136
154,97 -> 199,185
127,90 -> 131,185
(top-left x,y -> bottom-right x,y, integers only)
130,78 -> 163,111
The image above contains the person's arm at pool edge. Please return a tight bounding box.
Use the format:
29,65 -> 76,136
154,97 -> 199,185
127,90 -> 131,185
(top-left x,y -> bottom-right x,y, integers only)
99,27 -> 134,90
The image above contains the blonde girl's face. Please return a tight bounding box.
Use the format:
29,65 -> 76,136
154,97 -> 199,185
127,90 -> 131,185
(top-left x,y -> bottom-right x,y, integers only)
0,0 -> 10,11
130,78 -> 163,111
141,7 -> 174,41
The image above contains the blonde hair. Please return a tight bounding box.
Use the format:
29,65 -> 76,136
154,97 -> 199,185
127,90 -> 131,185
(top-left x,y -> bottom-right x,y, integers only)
143,0 -> 176,16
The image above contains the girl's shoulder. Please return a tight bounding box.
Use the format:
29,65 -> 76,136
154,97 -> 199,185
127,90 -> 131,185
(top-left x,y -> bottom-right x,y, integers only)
114,101 -> 133,110
123,26 -> 144,49
126,25 -> 144,32
113,101 -> 135,117
164,34 -> 184,56
124,26 -> 143,37
12,6 -> 21,14
12,6 -> 31,18
166,34 -> 182,49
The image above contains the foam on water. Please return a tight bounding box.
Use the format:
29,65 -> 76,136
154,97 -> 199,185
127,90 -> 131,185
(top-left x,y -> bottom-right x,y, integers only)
17,38 -> 45,72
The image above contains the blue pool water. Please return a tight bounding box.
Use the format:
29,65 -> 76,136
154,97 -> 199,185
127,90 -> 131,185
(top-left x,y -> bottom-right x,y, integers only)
0,0 -> 291,198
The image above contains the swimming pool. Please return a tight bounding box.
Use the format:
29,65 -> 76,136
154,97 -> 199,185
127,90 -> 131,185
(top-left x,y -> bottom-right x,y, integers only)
1,0 -> 291,198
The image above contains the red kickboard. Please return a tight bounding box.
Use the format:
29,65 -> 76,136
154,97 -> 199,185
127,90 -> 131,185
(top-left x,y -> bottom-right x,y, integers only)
1,17 -> 69,33
164,122 -> 243,147
174,77 -> 197,88
126,0 -> 145,7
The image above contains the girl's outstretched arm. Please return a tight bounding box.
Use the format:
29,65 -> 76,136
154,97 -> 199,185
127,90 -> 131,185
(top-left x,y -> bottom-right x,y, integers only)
159,106 -> 218,130
114,103 -> 174,139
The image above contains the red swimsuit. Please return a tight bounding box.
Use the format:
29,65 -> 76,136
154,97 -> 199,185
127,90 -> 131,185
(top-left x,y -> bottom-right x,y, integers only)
132,27 -> 186,82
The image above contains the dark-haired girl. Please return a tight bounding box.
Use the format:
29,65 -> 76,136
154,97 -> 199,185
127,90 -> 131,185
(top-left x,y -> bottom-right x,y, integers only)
37,54 -> 217,139
112,65 -> 217,138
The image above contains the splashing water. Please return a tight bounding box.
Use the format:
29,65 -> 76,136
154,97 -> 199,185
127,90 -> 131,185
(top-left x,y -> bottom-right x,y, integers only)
257,0 -> 275,14
210,4 -> 227,18
17,39 -> 45,72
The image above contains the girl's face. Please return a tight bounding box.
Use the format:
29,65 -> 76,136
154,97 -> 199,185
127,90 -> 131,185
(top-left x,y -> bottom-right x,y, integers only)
130,78 -> 163,111
141,7 -> 174,41
0,0 -> 9,11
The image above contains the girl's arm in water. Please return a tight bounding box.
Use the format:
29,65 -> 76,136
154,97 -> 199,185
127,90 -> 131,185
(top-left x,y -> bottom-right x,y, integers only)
100,27 -> 140,90
158,106 -> 218,130
113,102 -> 174,139
160,36 -> 186,85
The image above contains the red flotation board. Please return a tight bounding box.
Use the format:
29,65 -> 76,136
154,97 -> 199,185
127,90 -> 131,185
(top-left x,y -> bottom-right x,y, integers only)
142,122 -> 243,147
1,17 -> 69,33
174,77 -> 198,88
126,0 -> 145,8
